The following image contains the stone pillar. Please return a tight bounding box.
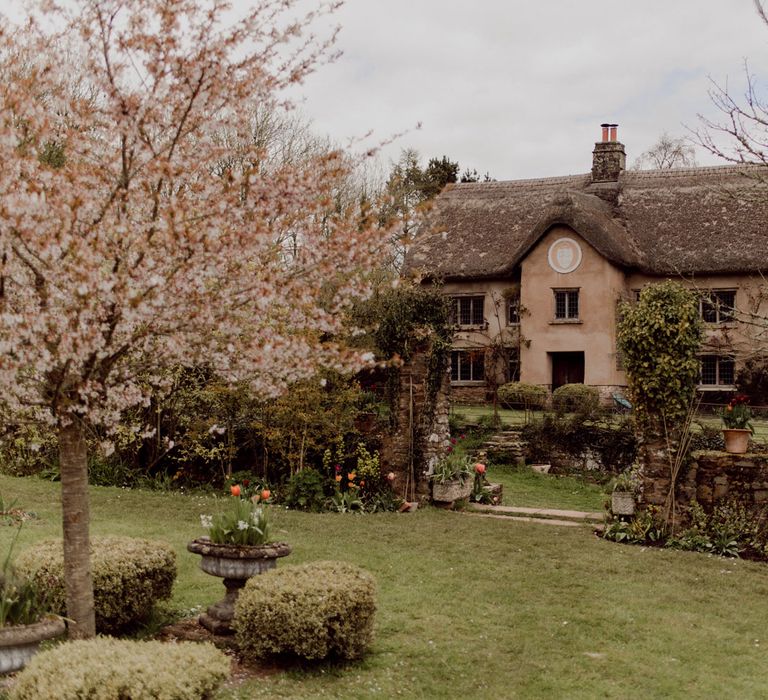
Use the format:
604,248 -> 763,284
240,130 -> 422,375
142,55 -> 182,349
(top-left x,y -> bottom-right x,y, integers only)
380,341 -> 451,501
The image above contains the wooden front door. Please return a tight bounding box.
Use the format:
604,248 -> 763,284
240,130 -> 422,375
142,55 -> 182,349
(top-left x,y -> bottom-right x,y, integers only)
551,352 -> 585,390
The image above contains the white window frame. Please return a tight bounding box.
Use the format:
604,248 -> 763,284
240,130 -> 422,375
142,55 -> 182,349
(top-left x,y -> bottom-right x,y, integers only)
553,288 -> 580,321
450,349 -> 485,384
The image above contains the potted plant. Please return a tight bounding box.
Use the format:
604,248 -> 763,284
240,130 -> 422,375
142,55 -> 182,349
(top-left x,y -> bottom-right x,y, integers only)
188,487 -> 290,635
0,528 -> 65,673
721,395 -> 754,454
610,472 -> 636,517
430,453 -> 474,503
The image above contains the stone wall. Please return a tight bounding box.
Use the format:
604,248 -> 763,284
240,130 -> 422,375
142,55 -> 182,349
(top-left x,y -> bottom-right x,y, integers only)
379,342 -> 451,500
682,452 -> 768,510
450,385 -> 489,405
639,443 -> 768,521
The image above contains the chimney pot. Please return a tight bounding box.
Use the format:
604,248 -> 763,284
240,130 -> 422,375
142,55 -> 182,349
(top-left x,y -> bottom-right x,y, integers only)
592,123 -> 626,182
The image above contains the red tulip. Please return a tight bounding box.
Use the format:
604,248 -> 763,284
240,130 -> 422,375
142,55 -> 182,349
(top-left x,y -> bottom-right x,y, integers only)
474,463 -> 486,475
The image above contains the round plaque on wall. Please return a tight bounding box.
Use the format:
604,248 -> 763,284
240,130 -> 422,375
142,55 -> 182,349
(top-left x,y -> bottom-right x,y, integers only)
547,237 -> 582,274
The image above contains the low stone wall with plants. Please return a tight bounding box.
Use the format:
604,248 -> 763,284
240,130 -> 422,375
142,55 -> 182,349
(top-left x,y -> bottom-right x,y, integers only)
520,415 -> 637,476
608,449 -> 768,560
679,451 -> 768,510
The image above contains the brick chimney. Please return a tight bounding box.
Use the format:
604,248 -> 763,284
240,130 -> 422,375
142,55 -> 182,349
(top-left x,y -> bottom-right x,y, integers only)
591,123 -> 626,182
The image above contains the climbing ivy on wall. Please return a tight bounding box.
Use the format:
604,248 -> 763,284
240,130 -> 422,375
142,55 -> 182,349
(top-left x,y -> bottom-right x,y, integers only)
353,283 -> 452,430
617,281 -> 702,429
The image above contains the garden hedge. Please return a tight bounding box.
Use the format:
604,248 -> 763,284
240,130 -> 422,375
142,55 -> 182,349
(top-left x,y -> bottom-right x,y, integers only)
15,536 -> 175,634
497,382 -> 548,410
9,638 -> 229,700
234,560 -> 376,661
551,383 -> 600,416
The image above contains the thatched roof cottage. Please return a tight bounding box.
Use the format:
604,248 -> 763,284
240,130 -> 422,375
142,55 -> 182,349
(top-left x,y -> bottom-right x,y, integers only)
404,125 -> 768,402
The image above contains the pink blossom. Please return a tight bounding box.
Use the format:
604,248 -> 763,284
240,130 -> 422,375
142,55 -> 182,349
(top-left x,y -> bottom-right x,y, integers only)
0,0 -> 392,637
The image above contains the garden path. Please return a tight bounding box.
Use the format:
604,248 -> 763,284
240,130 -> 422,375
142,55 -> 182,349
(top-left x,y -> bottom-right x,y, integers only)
464,503 -> 603,527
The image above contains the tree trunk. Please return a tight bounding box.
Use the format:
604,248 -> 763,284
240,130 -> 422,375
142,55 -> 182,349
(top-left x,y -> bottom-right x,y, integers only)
58,420 -> 96,639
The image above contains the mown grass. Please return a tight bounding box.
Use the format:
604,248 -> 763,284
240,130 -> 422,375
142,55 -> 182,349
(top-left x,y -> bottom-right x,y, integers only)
452,403 -> 768,443
2,474 -> 768,698
488,465 -> 606,512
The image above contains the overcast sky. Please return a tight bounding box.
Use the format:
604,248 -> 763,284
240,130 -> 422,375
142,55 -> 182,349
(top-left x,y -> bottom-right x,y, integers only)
282,0 -> 768,180
6,1 -> 768,181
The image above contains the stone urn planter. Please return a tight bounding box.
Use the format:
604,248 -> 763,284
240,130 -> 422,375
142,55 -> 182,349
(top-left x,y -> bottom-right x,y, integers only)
187,538 -> 291,635
722,428 -> 750,455
0,616 -> 65,674
432,478 -> 473,503
611,491 -> 636,517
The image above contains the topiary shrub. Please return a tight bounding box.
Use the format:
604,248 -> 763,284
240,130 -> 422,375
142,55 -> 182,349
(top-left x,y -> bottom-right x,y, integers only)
9,637 -> 229,700
234,560 -> 376,661
497,382 -> 547,410
551,383 -> 600,417
15,537 -> 175,634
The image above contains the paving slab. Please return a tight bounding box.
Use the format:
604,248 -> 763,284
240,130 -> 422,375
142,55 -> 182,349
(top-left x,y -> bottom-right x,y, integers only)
467,503 -> 604,522
462,512 -> 585,527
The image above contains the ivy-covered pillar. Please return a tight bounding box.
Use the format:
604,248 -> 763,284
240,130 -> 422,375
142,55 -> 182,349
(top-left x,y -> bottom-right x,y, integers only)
380,339 -> 451,501
616,281 -> 703,528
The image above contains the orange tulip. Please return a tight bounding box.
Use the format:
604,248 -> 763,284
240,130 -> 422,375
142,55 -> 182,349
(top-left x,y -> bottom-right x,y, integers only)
230,484 -> 241,497
474,463 -> 486,475
261,489 -> 271,501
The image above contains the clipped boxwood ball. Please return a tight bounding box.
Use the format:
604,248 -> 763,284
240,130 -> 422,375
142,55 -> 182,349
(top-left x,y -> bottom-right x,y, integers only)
15,536 -> 176,634
235,560 -> 376,661
551,383 -> 600,416
497,382 -> 548,410
10,637 -> 229,700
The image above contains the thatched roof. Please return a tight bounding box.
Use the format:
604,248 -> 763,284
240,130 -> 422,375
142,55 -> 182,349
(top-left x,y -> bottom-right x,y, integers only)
405,164 -> 768,280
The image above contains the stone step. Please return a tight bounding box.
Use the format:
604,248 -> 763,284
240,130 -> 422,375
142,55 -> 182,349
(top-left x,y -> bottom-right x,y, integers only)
462,512 -> 585,528
466,503 -> 604,523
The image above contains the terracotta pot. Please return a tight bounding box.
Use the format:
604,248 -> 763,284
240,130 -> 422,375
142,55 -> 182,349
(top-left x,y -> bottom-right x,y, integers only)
722,428 -> 750,454
432,478 -> 473,503
0,616 -> 66,674
187,538 -> 291,635
611,491 -> 635,516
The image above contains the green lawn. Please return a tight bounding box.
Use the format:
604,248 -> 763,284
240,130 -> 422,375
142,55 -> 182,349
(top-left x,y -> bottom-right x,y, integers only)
2,475 -> 768,698
452,403 -> 768,443
488,465 -> 606,512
